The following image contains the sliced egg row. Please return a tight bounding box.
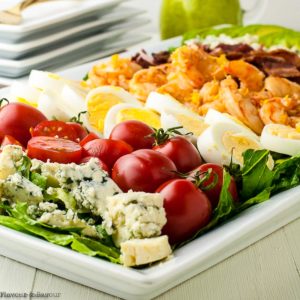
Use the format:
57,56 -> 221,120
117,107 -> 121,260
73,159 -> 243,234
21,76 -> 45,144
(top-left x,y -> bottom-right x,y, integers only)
85,89 -> 207,138
10,70 -> 88,123
10,71 -> 300,161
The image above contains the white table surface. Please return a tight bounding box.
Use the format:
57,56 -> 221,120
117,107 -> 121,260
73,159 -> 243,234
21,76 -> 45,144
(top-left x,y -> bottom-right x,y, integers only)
0,218 -> 299,299
1,1 -> 300,299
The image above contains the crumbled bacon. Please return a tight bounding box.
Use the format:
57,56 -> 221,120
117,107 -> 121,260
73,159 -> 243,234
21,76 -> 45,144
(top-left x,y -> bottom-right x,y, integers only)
132,50 -> 170,68
132,43 -> 300,83
208,43 -> 254,60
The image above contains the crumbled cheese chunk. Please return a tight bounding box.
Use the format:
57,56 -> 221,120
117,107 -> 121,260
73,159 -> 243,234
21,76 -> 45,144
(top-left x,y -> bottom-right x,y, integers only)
38,208 -> 97,238
38,158 -> 121,215
120,236 -> 172,267
0,145 -> 24,180
38,201 -> 58,212
103,191 -> 167,246
0,173 -> 43,204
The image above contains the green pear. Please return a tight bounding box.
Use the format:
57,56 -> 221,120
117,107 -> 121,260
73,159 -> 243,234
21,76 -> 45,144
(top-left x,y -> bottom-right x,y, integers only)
160,0 -> 242,39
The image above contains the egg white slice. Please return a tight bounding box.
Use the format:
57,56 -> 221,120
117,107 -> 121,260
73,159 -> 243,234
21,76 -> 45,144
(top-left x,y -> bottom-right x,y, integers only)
29,70 -> 68,93
160,109 -> 206,137
261,124 -> 300,156
59,84 -> 87,117
9,81 -> 41,106
197,121 -> 262,166
38,91 -> 69,121
205,109 -> 259,140
146,92 -> 198,116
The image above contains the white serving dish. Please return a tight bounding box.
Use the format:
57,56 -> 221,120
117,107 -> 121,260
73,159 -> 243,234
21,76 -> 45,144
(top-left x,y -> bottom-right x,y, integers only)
1,37 -> 300,300
0,0 -> 122,42
0,18 -> 149,77
0,7 -> 145,59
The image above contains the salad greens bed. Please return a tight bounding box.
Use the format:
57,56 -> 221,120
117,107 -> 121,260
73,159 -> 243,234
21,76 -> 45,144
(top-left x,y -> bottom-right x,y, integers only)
182,24 -> 300,51
0,149 -> 299,259
178,149 -> 300,247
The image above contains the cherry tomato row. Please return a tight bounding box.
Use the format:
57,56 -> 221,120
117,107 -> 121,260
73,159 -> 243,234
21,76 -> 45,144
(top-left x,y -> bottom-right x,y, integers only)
0,101 -> 239,245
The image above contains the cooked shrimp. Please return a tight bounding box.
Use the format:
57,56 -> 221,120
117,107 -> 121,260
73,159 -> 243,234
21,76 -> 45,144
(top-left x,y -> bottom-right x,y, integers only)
168,45 -> 225,89
199,80 -> 220,103
129,64 -> 169,102
259,97 -> 299,126
199,100 -> 226,116
224,60 -> 265,92
220,77 -> 264,134
87,55 -> 142,90
264,76 -> 300,99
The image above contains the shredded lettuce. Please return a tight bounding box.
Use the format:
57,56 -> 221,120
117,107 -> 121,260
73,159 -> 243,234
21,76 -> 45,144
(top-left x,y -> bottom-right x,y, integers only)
0,202 -> 121,263
182,24 -> 300,51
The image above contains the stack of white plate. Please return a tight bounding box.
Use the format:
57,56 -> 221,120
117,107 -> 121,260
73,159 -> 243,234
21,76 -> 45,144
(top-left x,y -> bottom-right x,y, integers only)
0,0 -> 149,79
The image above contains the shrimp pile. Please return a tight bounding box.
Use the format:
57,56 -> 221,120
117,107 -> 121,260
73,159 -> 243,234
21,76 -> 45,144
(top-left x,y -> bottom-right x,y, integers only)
86,43 -> 300,135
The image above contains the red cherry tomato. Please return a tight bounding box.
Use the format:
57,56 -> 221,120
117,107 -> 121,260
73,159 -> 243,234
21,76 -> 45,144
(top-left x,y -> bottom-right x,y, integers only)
190,163 -> 239,209
67,122 -> 88,141
153,136 -> 202,173
79,132 -> 100,147
79,156 -> 109,173
157,179 -> 212,245
31,120 -> 79,142
27,136 -> 82,164
83,139 -> 133,169
112,149 -> 177,193
109,120 -> 155,150
0,101 -> 47,146
1,135 -> 24,149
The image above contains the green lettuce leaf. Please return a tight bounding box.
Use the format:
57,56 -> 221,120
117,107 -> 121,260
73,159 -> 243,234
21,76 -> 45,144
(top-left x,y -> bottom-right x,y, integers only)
271,154 -> 300,194
30,172 -> 47,190
71,235 -> 120,264
0,215 -> 73,246
182,24 -> 300,51
240,149 -> 273,200
16,155 -> 32,179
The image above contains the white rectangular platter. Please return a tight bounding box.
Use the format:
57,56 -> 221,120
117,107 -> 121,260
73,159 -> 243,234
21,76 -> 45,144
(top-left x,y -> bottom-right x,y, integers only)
0,37 -> 300,300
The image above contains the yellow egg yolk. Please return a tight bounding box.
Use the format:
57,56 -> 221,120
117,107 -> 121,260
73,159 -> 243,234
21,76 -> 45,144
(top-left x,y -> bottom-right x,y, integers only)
16,97 -> 37,108
87,94 -> 122,132
116,108 -> 161,129
175,114 -> 208,136
269,125 -> 300,140
222,131 -> 260,163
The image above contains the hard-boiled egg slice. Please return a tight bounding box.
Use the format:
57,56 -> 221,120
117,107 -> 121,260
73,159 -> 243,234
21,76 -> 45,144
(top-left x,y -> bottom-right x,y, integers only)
85,86 -> 142,133
9,82 -> 41,107
161,109 -> 207,136
104,103 -> 161,138
38,91 -> 69,121
59,84 -> 87,117
197,122 -> 262,166
146,92 -> 197,116
261,124 -> 300,156
28,70 -> 67,93
29,70 -> 85,91
205,109 -> 258,138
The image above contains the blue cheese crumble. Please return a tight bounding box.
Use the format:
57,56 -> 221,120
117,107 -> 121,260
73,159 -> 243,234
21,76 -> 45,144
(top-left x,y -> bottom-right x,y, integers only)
35,158 -> 121,216
0,145 -> 24,180
103,191 -> 167,247
0,173 -> 43,204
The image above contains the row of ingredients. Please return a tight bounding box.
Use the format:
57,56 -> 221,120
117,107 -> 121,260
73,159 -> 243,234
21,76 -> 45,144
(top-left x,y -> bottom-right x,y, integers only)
1,93 -> 300,267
